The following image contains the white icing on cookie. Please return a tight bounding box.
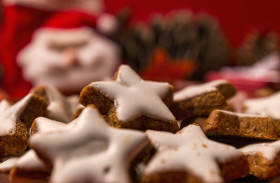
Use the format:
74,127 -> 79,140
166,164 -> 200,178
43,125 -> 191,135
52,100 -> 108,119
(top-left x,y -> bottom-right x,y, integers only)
216,109 -> 268,118
67,95 -> 81,116
0,117 -> 74,173
32,117 -> 77,135
18,117 -> 76,173
0,157 -> 19,172
0,151 -> 48,173
240,140 -> 280,160
30,107 -> 148,183
0,100 -> 11,112
244,91 -> 280,119
174,79 -> 229,102
144,125 -> 243,183
91,65 -> 175,122
35,85 -> 79,123
0,94 -> 34,136
15,150 -> 48,172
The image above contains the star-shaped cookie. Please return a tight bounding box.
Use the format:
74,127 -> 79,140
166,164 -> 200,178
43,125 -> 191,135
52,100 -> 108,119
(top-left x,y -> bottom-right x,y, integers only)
0,94 -> 47,155
31,85 -> 79,123
240,140 -> 280,179
141,125 -> 248,183
244,91 -> 280,120
9,150 -> 49,179
171,79 -> 236,120
30,107 -> 149,183
202,110 -> 278,140
0,118 -> 79,175
80,64 -> 179,132
9,117 -> 72,180
30,116 -> 77,135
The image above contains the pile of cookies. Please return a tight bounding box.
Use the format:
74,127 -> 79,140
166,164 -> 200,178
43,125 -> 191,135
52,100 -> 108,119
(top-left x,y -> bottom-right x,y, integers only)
0,64 -> 280,183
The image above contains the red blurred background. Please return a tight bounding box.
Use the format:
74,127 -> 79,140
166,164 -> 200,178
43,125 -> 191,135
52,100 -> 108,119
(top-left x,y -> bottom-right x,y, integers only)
105,0 -> 280,47
1,0 -> 280,98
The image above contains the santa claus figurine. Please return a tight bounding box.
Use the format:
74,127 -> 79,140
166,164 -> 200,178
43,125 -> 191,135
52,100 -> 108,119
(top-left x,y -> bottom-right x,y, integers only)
1,0 -> 120,98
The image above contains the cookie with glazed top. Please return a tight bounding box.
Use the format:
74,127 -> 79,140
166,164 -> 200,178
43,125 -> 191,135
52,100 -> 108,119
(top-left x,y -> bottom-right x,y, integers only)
0,150 -> 48,177
9,117 -> 75,181
171,79 -> 236,120
240,140 -> 280,179
30,106 -> 150,183
30,116 -> 76,136
0,157 -> 19,173
80,64 -> 179,132
243,92 -> 280,136
201,110 -> 278,140
0,94 -> 47,156
244,91 -> 280,120
31,85 -> 79,123
141,124 -> 249,183
9,150 -> 50,181
0,100 -> 11,112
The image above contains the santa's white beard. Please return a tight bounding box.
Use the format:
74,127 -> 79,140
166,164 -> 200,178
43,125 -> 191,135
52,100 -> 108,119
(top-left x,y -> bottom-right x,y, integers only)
17,28 -> 120,92
34,66 -> 112,91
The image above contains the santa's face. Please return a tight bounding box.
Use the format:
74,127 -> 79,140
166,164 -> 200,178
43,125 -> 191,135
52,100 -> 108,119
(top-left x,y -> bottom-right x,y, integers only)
18,27 -> 119,93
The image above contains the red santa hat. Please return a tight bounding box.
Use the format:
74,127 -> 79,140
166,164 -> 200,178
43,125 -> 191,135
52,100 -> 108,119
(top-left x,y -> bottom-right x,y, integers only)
33,11 -> 100,44
0,1 -> 115,99
3,0 -> 105,16
42,11 -> 98,29
41,10 -> 116,34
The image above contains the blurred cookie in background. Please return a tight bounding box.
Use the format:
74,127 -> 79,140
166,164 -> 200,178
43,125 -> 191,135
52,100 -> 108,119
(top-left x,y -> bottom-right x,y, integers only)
237,31 -> 280,66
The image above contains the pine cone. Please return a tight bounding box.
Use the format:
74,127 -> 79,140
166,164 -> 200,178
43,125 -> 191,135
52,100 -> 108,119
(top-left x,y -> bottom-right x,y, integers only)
115,10 -> 230,80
